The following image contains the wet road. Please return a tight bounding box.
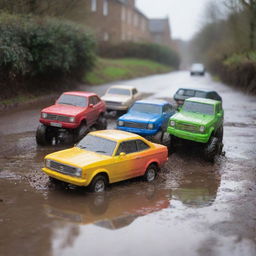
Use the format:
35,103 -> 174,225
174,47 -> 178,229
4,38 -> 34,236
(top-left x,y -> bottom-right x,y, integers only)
0,71 -> 256,256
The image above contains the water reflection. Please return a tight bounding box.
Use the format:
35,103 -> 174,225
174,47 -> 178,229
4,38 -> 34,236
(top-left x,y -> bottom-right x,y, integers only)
172,168 -> 221,208
44,183 -> 172,230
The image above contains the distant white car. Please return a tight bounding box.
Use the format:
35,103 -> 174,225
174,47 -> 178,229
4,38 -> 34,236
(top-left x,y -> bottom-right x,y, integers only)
102,85 -> 142,112
190,63 -> 205,76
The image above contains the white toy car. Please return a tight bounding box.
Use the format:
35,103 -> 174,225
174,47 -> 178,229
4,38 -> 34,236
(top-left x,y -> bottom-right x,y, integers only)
190,63 -> 205,76
102,85 -> 142,112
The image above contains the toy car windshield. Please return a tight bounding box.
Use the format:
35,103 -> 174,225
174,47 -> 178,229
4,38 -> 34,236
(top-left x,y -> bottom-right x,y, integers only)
107,88 -> 131,96
57,94 -> 88,107
130,103 -> 162,114
77,134 -> 117,156
183,101 -> 214,115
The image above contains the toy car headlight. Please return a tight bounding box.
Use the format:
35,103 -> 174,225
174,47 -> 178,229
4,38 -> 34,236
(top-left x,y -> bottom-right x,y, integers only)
199,126 -> 205,132
45,159 -> 51,168
74,168 -> 82,177
170,120 -> 175,127
118,120 -> 124,126
148,123 -> 154,129
41,112 -> 47,119
69,117 -> 75,122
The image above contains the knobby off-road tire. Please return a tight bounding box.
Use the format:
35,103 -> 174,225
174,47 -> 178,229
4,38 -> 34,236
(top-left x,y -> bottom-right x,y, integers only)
36,124 -> 52,146
216,126 -> 224,142
76,122 -> 89,142
143,164 -> 158,183
204,136 -> 221,162
94,116 -> 107,130
168,135 -> 177,153
152,130 -> 164,144
89,175 -> 108,193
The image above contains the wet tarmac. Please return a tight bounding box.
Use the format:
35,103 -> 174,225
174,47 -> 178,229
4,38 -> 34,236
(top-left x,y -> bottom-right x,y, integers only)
0,71 -> 256,256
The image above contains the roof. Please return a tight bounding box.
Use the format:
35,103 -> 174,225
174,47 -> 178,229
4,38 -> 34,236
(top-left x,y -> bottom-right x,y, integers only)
186,97 -> 220,105
109,85 -> 136,90
149,19 -> 169,33
63,91 -> 96,97
135,99 -> 169,106
177,88 -> 215,93
89,129 -> 141,142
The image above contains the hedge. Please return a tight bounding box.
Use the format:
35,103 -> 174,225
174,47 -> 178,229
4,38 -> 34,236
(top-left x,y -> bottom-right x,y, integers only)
0,13 -> 96,98
98,42 -> 180,69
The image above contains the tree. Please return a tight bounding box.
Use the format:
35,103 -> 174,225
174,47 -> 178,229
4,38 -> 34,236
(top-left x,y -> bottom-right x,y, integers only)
240,0 -> 256,49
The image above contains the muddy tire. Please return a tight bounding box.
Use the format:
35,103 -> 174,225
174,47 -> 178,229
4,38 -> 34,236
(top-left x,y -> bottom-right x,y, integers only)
216,126 -> 224,142
169,135 -> 177,153
76,122 -> 89,141
204,136 -> 220,162
143,164 -> 158,182
152,130 -> 164,144
89,174 -> 108,193
36,124 -> 52,146
94,116 -> 107,130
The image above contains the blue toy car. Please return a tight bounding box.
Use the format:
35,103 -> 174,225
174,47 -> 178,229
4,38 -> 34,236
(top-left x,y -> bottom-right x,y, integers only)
117,99 -> 176,142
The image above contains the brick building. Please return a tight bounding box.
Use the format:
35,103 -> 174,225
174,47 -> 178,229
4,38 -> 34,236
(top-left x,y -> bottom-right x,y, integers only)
63,0 -> 172,47
149,18 -> 172,48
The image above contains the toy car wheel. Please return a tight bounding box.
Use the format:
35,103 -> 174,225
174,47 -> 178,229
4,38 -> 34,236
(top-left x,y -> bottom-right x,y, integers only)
204,136 -> 220,162
216,126 -> 223,142
169,135 -> 177,153
143,164 -> 157,182
76,122 -> 89,141
36,124 -> 53,146
95,116 -> 107,130
89,174 -> 108,193
152,130 -> 164,144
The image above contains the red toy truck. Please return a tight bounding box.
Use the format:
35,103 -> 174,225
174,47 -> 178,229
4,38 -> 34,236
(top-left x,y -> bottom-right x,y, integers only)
36,91 -> 107,145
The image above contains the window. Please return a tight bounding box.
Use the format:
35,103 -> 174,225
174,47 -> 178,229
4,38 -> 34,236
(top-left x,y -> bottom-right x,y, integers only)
57,94 -> 87,107
103,32 -> 109,41
108,88 -> 131,96
91,0 -> 97,12
121,6 -> 126,21
77,135 -> 117,156
133,14 -> 138,27
136,140 -> 150,151
163,104 -> 173,114
116,141 -> 137,155
88,97 -> 94,105
103,0 -> 108,16
132,88 -> 138,95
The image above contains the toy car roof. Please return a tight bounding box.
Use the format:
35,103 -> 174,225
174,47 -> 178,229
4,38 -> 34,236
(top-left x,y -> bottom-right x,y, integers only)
134,99 -> 170,106
89,129 -> 142,142
186,97 -> 220,105
176,88 -> 217,93
63,91 -> 97,97
108,85 -> 136,90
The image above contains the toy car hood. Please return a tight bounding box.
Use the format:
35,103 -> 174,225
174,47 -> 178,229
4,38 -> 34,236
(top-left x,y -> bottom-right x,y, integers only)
42,104 -> 85,116
120,112 -> 161,123
46,147 -> 110,168
172,112 -> 215,126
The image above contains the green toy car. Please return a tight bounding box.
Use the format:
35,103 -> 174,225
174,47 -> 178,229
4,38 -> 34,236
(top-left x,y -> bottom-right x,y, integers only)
167,97 -> 224,161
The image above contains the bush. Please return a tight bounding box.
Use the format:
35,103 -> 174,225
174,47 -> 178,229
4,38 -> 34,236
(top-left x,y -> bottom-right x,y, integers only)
0,13 -> 96,98
98,42 -> 180,69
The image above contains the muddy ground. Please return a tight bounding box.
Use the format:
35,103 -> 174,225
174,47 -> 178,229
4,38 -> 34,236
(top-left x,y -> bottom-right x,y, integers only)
0,71 -> 255,256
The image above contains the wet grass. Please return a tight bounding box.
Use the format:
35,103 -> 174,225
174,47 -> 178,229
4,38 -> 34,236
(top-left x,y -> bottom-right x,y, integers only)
84,58 -> 172,85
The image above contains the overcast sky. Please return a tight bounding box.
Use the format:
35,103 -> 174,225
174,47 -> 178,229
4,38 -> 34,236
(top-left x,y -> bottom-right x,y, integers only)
136,0 -> 212,41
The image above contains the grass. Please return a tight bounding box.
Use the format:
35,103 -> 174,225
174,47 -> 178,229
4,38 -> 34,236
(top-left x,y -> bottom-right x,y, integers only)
84,58 -> 172,85
224,51 -> 256,66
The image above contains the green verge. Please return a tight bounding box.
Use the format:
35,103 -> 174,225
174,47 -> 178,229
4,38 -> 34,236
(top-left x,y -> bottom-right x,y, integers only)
84,58 -> 172,85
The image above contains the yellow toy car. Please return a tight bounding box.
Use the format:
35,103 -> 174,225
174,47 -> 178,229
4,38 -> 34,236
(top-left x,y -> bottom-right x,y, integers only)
42,130 -> 168,192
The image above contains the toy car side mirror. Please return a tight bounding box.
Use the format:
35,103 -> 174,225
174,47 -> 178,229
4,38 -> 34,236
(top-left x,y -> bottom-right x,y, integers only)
217,113 -> 222,117
89,104 -> 94,108
119,152 -> 126,157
